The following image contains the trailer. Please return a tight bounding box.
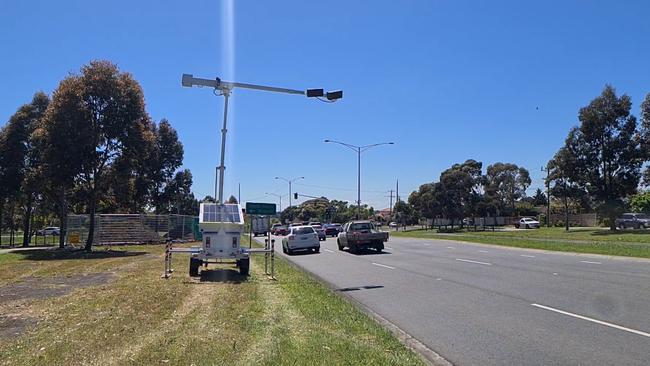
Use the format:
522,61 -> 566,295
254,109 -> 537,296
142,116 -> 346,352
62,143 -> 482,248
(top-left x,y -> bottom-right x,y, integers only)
162,203 -> 276,279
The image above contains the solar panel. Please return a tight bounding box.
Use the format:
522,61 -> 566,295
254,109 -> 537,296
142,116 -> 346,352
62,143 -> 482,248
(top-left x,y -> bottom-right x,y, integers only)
200,203 -> 241,223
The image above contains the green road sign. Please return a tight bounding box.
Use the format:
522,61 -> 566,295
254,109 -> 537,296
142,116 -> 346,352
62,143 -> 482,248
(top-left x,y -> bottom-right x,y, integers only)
246,202 -> 277,216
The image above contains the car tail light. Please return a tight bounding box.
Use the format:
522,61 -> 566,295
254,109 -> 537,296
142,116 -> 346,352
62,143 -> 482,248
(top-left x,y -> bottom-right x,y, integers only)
288,235 -> 295,241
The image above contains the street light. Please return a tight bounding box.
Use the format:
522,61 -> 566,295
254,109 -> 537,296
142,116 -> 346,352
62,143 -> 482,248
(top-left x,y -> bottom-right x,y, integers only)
182,73 -> 341,203
265,192 -> 283,212
274,176 -> 304,207
324,139 -> 394,219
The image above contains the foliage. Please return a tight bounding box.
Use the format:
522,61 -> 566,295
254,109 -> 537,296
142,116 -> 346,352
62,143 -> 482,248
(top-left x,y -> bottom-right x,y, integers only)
532,188 -> 547,206
629,191 -> 650,213
551,85 -> 642,229
279,198 -> 374,223
484,162 -> 531,215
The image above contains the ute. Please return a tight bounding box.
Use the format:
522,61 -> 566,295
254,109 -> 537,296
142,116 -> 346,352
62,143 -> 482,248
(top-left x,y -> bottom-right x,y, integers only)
337,220 -> 389,253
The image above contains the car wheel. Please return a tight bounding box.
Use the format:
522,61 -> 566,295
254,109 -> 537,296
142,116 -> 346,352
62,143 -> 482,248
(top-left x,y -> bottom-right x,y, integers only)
525,224 -> 530,229
337,239 -> 344,251
314,247 -> 320,253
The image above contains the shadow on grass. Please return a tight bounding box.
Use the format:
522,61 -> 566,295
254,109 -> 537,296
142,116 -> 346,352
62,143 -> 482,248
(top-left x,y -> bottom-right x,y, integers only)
591,229 -> 650,238
16,248 -> 149,261
191,268 -> 248,284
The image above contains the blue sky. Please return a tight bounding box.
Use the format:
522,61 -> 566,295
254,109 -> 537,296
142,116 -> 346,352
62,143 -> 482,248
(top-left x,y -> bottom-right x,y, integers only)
2,1 -> 650,210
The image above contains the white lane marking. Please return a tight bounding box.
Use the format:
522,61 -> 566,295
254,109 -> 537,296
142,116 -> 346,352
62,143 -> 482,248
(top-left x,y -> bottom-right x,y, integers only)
324,249 -> 334,253
531,303 -> 650,339
478,250 -> 489,253
446,246 -> 455,249
579,260 -> 602,265
455,258 -> 492,266
520,254 -> 536,258
424,243 -> 430,246
436,278 -> 442,281
372,262 -> 396,270
553,273 -> 558,276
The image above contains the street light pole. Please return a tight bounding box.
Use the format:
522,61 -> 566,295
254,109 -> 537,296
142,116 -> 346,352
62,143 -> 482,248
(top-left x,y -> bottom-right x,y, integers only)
181,73 -> 341,204
275,176 -> 304,207
324,140 -> 394,219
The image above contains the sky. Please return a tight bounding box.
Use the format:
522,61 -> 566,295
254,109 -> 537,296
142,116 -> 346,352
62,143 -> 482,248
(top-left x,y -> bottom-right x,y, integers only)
2,0 -> 650,211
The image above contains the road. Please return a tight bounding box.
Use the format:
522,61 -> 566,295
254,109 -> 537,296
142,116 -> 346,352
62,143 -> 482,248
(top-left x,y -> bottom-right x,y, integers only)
256,234 -> 650,365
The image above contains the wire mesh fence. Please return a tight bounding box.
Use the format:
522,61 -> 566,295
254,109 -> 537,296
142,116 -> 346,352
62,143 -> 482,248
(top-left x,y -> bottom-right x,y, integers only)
66,214 -> 197,246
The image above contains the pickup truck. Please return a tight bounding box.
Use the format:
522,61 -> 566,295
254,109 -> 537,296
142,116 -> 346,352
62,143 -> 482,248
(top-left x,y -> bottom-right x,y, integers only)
337,220 -> 389,253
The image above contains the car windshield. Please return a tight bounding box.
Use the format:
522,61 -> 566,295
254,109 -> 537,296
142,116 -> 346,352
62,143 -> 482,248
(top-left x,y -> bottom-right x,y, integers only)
293,227 -> 314,235
636,214 -> 649,219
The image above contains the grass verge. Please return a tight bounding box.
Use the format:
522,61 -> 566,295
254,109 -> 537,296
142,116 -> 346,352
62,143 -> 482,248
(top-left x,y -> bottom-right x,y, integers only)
0,242 -> 424,365
393,227 -> 650,259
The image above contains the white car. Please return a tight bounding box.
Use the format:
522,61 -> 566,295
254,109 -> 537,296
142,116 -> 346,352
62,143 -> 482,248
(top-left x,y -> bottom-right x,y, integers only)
282,225 -> 320,255
516,218 -> 540,229
37,226 -> 60,236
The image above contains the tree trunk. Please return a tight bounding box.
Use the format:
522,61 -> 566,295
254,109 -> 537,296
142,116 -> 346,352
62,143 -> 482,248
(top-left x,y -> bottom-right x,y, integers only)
22,195 -> 33,247
564,194 -> 569,231
0,198 -> 4,247
58,188 -> 67,249
85,191 -> 96,252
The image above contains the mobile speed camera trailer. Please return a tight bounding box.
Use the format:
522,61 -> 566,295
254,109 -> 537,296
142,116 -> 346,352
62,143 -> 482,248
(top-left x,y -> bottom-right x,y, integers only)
162,74 -> 341,279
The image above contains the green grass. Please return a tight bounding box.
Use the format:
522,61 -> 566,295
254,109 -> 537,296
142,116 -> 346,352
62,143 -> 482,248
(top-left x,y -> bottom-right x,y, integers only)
393,227 -> 650,259
0,242 -> 424,366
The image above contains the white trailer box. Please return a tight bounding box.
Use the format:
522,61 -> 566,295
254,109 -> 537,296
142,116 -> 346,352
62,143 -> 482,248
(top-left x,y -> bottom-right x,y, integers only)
193,203 -> 249,275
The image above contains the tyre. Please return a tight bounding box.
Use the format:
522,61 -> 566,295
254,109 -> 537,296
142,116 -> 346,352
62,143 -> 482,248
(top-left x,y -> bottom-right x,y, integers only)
282,244 -> 287,254
349,243 -> 358,254
239,257 -> 250,276
314,247 -> 320,253
337,239 -> 344,251
375,241 -> 384,252
525,224 -> 530,229
287,246 -> 294,255
189,258 -> 200,277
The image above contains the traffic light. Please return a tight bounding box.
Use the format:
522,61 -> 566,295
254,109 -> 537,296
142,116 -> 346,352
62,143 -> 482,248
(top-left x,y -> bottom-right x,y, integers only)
294,193 -> 299,199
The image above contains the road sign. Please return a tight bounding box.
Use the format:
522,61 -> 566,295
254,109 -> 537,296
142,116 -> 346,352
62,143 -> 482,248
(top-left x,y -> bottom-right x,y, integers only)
246,202 -> 277,216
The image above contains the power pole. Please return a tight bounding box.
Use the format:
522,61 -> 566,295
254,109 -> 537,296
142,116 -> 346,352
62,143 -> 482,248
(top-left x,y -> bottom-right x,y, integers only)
238,183 -> 241,204
396,179 -> 400,203
387,190 -> 394,215
542,165 -> 550,228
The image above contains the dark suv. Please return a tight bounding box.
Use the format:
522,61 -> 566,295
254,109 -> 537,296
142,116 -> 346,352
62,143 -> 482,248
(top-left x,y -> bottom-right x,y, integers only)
615,213 -> 650,229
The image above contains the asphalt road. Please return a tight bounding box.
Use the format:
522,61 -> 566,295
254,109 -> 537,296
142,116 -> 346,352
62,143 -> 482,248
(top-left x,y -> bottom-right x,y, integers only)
256,234 -> 650,366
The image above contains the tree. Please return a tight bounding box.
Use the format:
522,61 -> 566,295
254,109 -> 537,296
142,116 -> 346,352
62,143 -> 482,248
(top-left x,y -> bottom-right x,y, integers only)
532,188 -> 547,206
150,119 -> 184,213
557,85 -> 642,229
161,169 -> 198,215
640,93 -> 650,185
227,195 -> 238,204
51,60 -> 149,251
37,76 -> 89,248
18,93 -> 50,246
484,163 -> 531,215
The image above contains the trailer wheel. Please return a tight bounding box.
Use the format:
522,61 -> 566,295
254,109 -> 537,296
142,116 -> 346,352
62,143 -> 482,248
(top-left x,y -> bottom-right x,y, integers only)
189,258 -> 200,277
239,258 -> 250,276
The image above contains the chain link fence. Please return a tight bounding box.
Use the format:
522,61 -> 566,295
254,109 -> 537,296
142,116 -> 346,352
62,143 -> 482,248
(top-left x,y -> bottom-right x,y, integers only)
66,214 -> 197,246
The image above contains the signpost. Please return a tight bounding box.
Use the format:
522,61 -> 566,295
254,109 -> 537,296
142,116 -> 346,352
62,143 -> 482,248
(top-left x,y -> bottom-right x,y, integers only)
246,202 -> 277,216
